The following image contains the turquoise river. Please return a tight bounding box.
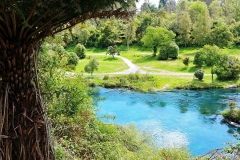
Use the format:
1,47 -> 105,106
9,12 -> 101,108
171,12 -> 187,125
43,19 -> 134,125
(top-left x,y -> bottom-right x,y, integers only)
95,87 -> 240,156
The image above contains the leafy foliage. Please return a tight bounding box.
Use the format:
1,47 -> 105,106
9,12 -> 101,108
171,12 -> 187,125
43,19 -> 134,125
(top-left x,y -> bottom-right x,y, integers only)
177,12 -> 192,47
222,102 -> 240,124
193,50 -> 204,68
183,57 -> 190,66
158,42 -> 179,60
97,20 -> 119,48
106,45 -> 120,58
214,56 -> 240,80
193,45 -> 223,82
194,69 -> 204,80
74,43 -> 86,59
189,1 -> 212,45
206,25 -> 234,48
84,57 -> 100,76
67,52 -> 79,67
141,26 -> 176,56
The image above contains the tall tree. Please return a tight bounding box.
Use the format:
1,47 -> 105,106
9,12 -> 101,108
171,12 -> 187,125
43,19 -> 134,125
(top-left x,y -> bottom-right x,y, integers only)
189,1 -> 212,46
166,0 -> 176,12
141,26 -> 175,56
0,0 -> 136,159
159,0 -> 168,9
206,25 -> 234,48
125,19 -> 137,50
195,45 -> 223,82
177,12 -> 192,47
209,0 -> 224,21
221,0 -> 240,22
140,2 -> 151,13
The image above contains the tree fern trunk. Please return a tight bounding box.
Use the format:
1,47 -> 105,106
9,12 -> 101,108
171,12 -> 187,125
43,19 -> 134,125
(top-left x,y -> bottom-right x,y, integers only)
0,42 -> 54,159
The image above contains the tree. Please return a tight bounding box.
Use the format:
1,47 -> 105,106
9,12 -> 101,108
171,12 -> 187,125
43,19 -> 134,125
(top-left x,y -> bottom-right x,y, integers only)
189,1 -> 212,46
125,19 -> 137,50
230,21 -> 240,45
0,0 -> 136,159
166,0 -> 176,12
221,0 -> 240,22
159,0 -> 168,9
214,56 -> 240,80
106,45 -> 120,58
97,20 -> 119,48
158,42 -> 179,60
136,13 -> 153,41
74,43 -> 86,59
177,12 -> 192,47
195,45 -> 223,82
206,25 -> 234,48
141,26 -> 175,56
140,2 -> 151,13
84,58 -> 99,77
193,50 -> 205,68
67,52 -> 79,66
209,0 -> 224,21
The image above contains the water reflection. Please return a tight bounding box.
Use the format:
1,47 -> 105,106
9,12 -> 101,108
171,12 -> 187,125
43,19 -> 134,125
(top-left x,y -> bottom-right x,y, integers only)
95,88 -> 240,156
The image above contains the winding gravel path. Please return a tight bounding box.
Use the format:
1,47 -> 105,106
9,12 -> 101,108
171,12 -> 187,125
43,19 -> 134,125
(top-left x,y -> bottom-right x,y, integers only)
108,55 -> 211,77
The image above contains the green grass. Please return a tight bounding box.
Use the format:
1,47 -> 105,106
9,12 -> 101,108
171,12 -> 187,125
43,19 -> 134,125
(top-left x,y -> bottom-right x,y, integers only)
222,46 -> 240,58
120,51 -> 212,74
65,45 -> 75,52
75,55 -> 128,73
88,74 -> 239,92
65,45 -> 240,91
64,46 -> 128,73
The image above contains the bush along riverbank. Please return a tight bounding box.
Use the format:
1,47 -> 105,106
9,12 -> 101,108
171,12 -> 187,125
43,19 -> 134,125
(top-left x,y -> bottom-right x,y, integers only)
86,73 -> 240,92
222,102 -> 240,127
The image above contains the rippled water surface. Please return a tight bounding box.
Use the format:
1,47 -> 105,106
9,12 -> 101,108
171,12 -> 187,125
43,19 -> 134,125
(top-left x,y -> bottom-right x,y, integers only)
95,87 -> 240,156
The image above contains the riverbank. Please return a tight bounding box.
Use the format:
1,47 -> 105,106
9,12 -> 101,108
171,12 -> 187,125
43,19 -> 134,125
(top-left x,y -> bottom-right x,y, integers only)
86,73 -> 240,92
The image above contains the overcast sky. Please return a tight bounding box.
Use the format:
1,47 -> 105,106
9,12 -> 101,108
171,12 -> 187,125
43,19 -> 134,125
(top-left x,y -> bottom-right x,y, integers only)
136,0 -> 159,9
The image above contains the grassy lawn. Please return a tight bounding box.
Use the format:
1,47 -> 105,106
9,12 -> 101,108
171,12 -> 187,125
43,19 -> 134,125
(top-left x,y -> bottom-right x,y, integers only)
222,46 -> 240,58
64,46 -> 128,73
65,45 -> 240,75
120,49 -> 212,74
88,74 -> 240,92
75,55 -> 128,73
65,45 -> 240,90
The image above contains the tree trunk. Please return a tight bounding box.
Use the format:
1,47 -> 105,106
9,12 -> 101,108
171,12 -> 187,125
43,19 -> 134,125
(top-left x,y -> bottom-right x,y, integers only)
211,67 -> 214,83
153,46 -> 157,57
0,41 -> 54,159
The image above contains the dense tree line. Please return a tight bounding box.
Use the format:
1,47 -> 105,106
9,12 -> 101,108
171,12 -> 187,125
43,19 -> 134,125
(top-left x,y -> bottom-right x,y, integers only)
61,0 -> 240,49
57,0 -> 240,80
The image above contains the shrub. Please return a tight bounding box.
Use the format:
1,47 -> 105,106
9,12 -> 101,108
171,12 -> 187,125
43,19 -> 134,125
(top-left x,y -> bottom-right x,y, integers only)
103,75 -> 110,80
158,47 -> 168,60
193,51 -> 204,68
119,78 -> 128,86
67,52 -> 79,66
222,102 -> 240,124
215,57 -> 240,80
106,45 -> 120,58
168,42 -> 179,59
74,43 -> 86,59
194,69 -> 204,81
158,42 -> 179,60
183,57 -> 190,66
84,57 -> 99,77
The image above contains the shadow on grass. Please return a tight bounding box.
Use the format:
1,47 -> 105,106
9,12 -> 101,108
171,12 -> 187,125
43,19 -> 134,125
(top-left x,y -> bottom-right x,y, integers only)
87,48 -> 106,53
134,56 -> 156,63
103,57 -> 118,61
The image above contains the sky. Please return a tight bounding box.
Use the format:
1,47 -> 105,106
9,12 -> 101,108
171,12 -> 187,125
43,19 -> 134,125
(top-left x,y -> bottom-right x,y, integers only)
136,0 -> 159,9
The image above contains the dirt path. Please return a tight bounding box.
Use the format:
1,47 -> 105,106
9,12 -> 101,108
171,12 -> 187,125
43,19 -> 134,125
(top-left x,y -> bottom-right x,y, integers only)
107,55 -> 211,77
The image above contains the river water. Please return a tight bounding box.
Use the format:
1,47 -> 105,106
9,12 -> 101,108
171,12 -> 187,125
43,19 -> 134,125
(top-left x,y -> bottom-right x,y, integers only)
95,87 -> 240,156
